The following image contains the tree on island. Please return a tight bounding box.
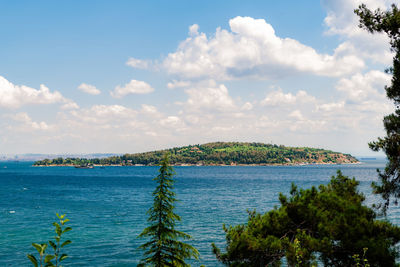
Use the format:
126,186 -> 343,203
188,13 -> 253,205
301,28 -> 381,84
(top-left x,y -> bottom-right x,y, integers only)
212,171 -> 400,266
355,4 -> 400,212
138,153 -> 199,266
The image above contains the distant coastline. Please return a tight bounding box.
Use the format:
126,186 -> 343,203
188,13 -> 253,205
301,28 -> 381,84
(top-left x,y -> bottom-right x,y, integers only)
34,162 -> 361,167
33,142 -> 359,167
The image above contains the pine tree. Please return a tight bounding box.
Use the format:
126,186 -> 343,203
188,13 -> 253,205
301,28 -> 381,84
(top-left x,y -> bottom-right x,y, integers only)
355,4 -> 400,212
212,171 -> 400,266
138,153 -> 199,266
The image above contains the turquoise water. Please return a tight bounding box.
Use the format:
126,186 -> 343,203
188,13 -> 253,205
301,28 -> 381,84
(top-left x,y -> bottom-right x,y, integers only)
0,160 -> 397,266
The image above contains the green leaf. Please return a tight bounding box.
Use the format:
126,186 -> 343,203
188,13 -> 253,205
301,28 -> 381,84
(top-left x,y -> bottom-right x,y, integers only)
56,213 -> 65,220
62,227 -> 72,234
27,254 -> 38,267
49,240 -> 56,250
53,222 -> 61,236
61,240 -> 72,247
32,243 -> 42,254
44,254 -> 55,263
32,243 -> 47,255
59,254 -> 68,262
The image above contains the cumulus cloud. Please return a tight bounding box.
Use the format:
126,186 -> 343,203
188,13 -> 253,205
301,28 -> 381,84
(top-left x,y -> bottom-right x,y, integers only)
61,101 -> 79,110
163,16 -> 364,80
336,70 -> 390,102
0,76 -> 72,109
252,76 -> 392,140
289,110 -> 304,120
160,116 -> 185,128
9,112 -> 53,131
140,104 -> 160,116
69,105 -> 137,124
126,58 -> 153,70
189,24 -> 200,36
261,89 -> 315,106
110,79 -> 154,98
323,0 -> 391,36
184,81 -> 235,111
4,5 -> 395,155
241,102 -> 253,111
78,83 -> 101,95
322,0 -> 392,64
167,80 -> 191,89
332,70 -> 392,117
317,101 -> 345,112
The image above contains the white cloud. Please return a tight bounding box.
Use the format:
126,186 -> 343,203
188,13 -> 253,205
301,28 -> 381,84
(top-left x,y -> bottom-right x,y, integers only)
163,16 -> 364,80
110,79 -> 154,98
0,76 -> 71,109
9,112 -> 53,131
160,116 -> 185,128
78,83 -> 101,95
241,102 -> 253,111
3,82 -> 391,155
289,110 -> 304,120
323,0 -> 391,37
261,89 -> 315,106
317,101 -> 345,112
3,5 -> 395,155
167,80 -> 191,89
140,104 -> 160,116
69,105 -> 137,124
61,101 -> 79,110
322,0 -> 392,64
184,81 -> 235,111
189,24 -> 200,36
336,70 -> 390,102
126,58 -> 152,70
253,79 -> 391,139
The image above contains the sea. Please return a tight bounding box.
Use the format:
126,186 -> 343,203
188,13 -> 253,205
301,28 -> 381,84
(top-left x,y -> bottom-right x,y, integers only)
0,159 -> 398,266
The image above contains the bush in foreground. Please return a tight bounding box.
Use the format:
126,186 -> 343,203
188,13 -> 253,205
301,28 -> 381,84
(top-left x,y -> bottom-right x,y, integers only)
213,171 -> 400,266
27,213 -> 72,267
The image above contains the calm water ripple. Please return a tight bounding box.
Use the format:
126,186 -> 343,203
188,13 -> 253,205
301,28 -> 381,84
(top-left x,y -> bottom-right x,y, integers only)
0,160 -> 397,266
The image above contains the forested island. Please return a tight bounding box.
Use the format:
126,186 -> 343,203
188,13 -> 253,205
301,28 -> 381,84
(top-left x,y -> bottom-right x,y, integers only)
33,142 -> 359,167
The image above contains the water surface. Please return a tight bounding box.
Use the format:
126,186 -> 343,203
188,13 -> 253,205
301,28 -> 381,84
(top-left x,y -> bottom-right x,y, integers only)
0,160 -> 395,266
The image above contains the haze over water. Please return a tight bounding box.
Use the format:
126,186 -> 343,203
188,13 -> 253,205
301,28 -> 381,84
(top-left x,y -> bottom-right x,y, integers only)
0,160 -> 395,266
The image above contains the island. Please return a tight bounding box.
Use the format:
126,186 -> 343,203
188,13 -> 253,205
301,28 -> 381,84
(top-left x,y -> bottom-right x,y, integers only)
33,142 -> 359,167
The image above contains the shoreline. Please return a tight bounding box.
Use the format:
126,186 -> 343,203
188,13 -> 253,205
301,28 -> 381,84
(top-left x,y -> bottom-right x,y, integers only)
33,161 -> 361,167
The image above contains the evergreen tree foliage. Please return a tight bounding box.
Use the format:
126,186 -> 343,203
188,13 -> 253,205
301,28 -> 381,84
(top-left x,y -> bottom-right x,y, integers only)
138,153 -> 199,266
355,4 -> 400,212
212,171 -> 400,266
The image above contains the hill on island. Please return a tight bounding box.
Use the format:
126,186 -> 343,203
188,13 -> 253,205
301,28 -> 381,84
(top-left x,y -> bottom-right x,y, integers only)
34,142 -> 359,166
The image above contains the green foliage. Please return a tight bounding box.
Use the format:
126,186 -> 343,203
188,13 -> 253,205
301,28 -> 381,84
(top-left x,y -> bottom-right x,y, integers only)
27,214 -> 72,267
27,243 -> 47,267
355,4 -> 400,212
138,153 -> 199,266
33,142 -> 358,166
353,248 -> 371,267
293,238 -> 317,267
212,171 -> 400,266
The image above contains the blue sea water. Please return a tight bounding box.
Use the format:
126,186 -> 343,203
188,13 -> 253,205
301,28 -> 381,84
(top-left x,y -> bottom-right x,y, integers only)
0,160 -> 397,266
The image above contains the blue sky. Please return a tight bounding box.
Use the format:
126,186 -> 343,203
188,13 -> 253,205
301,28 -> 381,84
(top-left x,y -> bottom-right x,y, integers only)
0,0 -> 394,155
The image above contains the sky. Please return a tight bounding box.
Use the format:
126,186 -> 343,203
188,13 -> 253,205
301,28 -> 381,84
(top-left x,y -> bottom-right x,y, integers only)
0,0 -> 396,156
